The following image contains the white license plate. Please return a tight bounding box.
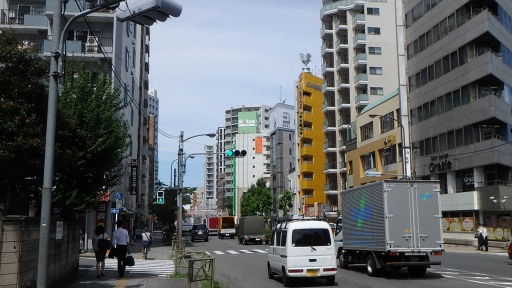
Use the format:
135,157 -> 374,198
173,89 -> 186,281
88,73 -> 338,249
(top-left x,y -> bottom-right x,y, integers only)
198,231 -> 203,234
225,233 -> 230,236
255,238 -> 260,241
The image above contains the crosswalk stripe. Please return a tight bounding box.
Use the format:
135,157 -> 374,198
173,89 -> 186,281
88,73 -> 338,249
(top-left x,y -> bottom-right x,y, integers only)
253,249 -> 268,253
226,250 -> 239,254
213,251 -> 225,254
81,258 -> 175,277
239,250 -> 254,253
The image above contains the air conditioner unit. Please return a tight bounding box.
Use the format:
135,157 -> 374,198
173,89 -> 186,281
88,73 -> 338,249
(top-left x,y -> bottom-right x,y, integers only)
85,36 -> 98,52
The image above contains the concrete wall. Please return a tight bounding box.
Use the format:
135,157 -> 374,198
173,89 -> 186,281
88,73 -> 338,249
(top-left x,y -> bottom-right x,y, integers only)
0,216 -> 80,288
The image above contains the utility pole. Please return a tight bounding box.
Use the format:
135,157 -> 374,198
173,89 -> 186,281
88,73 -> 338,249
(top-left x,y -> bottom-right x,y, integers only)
177,131 -> 184,242
37,0 -> 62,286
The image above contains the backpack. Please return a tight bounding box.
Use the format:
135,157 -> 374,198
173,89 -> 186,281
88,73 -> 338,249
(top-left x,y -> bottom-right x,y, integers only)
97,233 -> 111,250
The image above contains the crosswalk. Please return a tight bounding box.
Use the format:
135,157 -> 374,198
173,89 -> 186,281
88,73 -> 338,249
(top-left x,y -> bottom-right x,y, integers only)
81,258 -> 175,277
210,249 -> 268,255
431,267 -> 512,287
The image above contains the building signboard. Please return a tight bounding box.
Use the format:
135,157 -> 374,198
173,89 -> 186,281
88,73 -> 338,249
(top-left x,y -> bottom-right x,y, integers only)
255,137 -> 263,154
97,202 -> 108,227
238,112 -> 258,133
131,159 -> 138,195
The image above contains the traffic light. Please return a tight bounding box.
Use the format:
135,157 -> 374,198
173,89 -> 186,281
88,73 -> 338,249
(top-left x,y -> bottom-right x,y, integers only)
226,149 -> 247,157
156,191 -> 165,204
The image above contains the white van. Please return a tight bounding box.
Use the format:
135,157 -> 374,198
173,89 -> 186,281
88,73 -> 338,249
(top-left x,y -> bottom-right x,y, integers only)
267,219 -> 337,287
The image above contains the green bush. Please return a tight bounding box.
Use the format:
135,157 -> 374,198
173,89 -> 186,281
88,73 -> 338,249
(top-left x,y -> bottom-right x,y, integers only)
264,227 -> 272,244
200,280 -> 229,288
162,225 -> 174,246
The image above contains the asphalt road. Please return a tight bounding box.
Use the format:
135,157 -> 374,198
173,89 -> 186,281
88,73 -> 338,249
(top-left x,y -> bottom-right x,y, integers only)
188,235 -> 512,288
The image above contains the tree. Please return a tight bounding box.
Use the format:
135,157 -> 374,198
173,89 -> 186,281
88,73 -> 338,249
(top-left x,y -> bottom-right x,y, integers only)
0,29 -> 49,215
277,190 -> 294,216
51,61 -> 130,216
147,187 -> 195,227
240,178 -> 273,220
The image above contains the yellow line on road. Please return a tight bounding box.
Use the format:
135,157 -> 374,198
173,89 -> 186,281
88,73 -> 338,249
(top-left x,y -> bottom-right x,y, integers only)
113,278 -> 129,288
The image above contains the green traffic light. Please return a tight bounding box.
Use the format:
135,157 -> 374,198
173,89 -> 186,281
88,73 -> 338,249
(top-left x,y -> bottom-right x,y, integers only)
226,150 -> 234,157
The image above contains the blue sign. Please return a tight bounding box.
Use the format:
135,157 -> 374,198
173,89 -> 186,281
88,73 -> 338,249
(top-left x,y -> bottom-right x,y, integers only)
419,193 -> 433,201
116,192 -> 123,201
111,208 -> 119,214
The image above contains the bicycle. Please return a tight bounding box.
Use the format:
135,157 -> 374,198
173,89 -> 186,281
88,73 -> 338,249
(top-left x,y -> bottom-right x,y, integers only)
143,245 -> 149,260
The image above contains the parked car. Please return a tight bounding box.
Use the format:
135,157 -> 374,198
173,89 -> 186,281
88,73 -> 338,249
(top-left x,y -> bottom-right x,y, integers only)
191,224 -> 209,242
508,239 -> 512,260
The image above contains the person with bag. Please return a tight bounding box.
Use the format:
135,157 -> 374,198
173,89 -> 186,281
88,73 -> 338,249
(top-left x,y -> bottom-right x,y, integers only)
112,219 -> 130,277
142,228 -> 153,253
476,223 -> 483,250
481,223 -> 489,251
92,225 -> 109,278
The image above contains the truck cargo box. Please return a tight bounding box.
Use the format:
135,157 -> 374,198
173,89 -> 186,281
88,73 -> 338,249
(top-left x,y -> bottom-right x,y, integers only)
342,180 -> 444,252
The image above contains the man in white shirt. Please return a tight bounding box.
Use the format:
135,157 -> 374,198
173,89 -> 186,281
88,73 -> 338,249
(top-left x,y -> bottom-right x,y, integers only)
142,228 -> 153,252
481,223 -> 488,251
112,219 -> 130,277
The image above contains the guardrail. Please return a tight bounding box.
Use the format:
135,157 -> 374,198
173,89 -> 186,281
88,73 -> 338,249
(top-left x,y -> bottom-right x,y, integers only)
172,242 -> 216,287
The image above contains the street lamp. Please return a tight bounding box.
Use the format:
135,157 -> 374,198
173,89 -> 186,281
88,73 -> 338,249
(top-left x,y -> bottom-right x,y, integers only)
177,131 -> 216,242
369,114 -> 408,179
37,1 -> 181,287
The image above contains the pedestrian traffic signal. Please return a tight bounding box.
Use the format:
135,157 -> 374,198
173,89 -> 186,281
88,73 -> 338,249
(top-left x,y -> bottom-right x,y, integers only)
156,191 -> 165,204
226,149 -> 247,157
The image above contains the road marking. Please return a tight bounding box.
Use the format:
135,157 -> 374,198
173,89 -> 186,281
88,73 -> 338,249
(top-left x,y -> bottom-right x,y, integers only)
226,250 -> 239,254
432,267 -> 512,288
213,251 -> 225,254
253,249 -> 268,253
81,259 -> 175,277
114,278 -> 129,287
239,250 -> 254,253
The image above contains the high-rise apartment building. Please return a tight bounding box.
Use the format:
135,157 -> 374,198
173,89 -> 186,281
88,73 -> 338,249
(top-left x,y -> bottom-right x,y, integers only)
405,0 -> 512,237
269,103 -> 296,217
0,0 -> 152,238
320,0 -> 401,217
204,145 -> 217,211
147,89 -> 159,220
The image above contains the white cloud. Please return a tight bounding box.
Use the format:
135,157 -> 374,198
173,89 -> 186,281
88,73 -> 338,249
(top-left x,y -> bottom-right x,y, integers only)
151,0 -> 321,188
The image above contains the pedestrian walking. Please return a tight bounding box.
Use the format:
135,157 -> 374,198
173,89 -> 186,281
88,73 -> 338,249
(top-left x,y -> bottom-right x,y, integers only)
476,223 -> 483,250
112,219 -> 130,277
92,225 -> 108,278
481,223 -> 489,251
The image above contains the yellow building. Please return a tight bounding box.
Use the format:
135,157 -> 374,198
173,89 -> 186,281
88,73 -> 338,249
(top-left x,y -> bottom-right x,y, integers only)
297,72 -> 326,216
346,89 -> 405,187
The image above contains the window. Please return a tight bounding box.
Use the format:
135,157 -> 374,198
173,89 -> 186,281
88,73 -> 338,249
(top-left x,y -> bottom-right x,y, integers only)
455,128 -> 463,147
367,7 -> 380,15
364,152 -> 375,170
289,148 -> 292,155
132,47 -> 136,68
447,130 -> 455,149
382,145 -> 397,165
125,47 -> 130,71
450,50 -> 459,69
445,92 -> 453,111
428,64 -> 435,82
360,122 -> 374,141
280,230 -> 287,246
369,67 -> 383,75
370,87 -> 384,95
448,13 -> 456,32
407,43 -> 414,59
380,112 -> 394,133
432,135 -> 439,153
369,47 -> 382,55
368,27 -> 381,35
439,133 -> 447,151
292,229 -> 331,247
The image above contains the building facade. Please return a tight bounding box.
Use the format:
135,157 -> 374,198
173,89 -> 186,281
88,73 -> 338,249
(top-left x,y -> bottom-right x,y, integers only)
269,103 -> 296,217
204,145 -> 217,210
405,0 -> 512,240
320,0 -> 401,217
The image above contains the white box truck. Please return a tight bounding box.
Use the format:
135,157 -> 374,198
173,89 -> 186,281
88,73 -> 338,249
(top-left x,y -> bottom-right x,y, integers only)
338,180 -> 444,277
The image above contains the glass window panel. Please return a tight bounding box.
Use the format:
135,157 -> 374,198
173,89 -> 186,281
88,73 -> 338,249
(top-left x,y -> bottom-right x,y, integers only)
432,135 -> 439,153
432,23 -> 440,43
440,18 -> 448,38
417,105 -> 423,122
410,108 -> 417,125
445,92 -> 453,111
406,12 -> 413,28
415,72 -> 422,88
464,125 -> 473,145
455,128 -> 463,147
412,6 -> 418,22
431,0 -> 438,9
453,89 -> 461,108
448,13 -> 456,32
447,130 -> 455,149
421,68 -> 428,85
423,102 -> 430,120
419,140 -> 425,156
437,96 -> 444,114
419,34 -> 426,52
428,64 -> 435,81
450,50 -> 458,69
408,76 -> 415,92
459,46 -> 468,65
424,0 -> 431,13
413,39 -> 420,56
430,100 -> 436,117
407,43 -> 414,59
426,29 -> 433,47
456,7 -> 464,27
425,137 -> 432,155
442,55 -> 451,74
435,59 -> 442,78
439,133 -> 447,151
461,85 -> 470,105
417,1 -> 424,19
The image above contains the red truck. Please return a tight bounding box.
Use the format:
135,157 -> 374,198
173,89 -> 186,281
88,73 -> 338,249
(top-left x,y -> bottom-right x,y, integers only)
207,216 -> 219,236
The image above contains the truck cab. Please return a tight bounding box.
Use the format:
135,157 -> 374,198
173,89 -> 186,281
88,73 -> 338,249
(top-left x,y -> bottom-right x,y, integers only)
334,217 -> 343,259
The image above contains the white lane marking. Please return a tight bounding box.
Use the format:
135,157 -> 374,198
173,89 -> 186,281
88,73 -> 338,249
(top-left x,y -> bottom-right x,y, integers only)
253,249 -> 268,253
239,250 -> 254,253
212,251 -> 225,254
432,267 -> 512,288
226,250 -> 239,254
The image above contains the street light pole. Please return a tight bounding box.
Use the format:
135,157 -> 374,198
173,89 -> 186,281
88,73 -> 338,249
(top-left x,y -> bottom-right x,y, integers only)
176,131 -> 216,242
369,114 -> 409,179
170,158 -> 178,187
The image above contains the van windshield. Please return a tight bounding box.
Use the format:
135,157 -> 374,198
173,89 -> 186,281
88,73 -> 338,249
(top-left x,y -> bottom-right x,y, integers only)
292,228 -> 332,247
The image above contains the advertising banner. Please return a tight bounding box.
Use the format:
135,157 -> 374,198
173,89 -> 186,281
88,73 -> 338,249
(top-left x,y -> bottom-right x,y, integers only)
96,201 -> 108,228
255,137 -> 263,154
131,159 -> 138,195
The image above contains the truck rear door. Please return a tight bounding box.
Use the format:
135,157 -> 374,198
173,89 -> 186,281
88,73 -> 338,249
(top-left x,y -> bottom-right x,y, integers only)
413,182 -> 443,249
385,182 -> 414,249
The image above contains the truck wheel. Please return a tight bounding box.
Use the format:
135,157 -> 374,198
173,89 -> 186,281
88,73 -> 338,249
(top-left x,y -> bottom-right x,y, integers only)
267,262 -> 274,279
408,266 -> 427,277
282,267 -> 290,287
366,255 -> 379,277
326,275 -> 335,286
339,253 -> 349,269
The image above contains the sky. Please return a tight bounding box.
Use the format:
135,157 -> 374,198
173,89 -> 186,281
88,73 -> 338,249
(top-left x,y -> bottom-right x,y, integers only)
149,0 -> 322,188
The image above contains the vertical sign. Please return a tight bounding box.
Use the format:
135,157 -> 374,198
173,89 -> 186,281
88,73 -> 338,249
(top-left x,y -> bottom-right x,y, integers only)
131,159 -> 138,195
55,221 -> 63,240
255,137 -> 263,154
96,202 -> 107,227
298,90 -> 304,138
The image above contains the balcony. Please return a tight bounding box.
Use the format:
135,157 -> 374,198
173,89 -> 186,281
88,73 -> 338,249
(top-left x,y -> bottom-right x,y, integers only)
301,178 -> 315,190
354,73 -> 368,87
322,100 -> 336,112
335,38 -> 348,51
44,37 -> 113,56
324,183 -> 338,195
323,121 -> 336,132
336,58 -> 349,70
324,140 -> 337,152
301,144 -> 315,156
353,53 -> 367,68
45,0 -> 114,19
322,81 -> 335,93
324,162 -> 337,173
320,24 -> 333,36
338,118 -> 349,130
301,161 -> 315,172
352,13 -> 365,29
337,97 -> 350,109
352,33 -> 366,48
335,19 -> 348,33
321,42 -> 334,56
321,62 -> 335,74
336,77 -> 350,89
339,161 -> 347,172
1,9 -> 47,28
338,139 -> 346,151
355,94 -> 369,107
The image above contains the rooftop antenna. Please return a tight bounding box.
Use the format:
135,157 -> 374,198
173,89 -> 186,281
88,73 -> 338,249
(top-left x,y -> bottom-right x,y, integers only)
300,51 -> 311,73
